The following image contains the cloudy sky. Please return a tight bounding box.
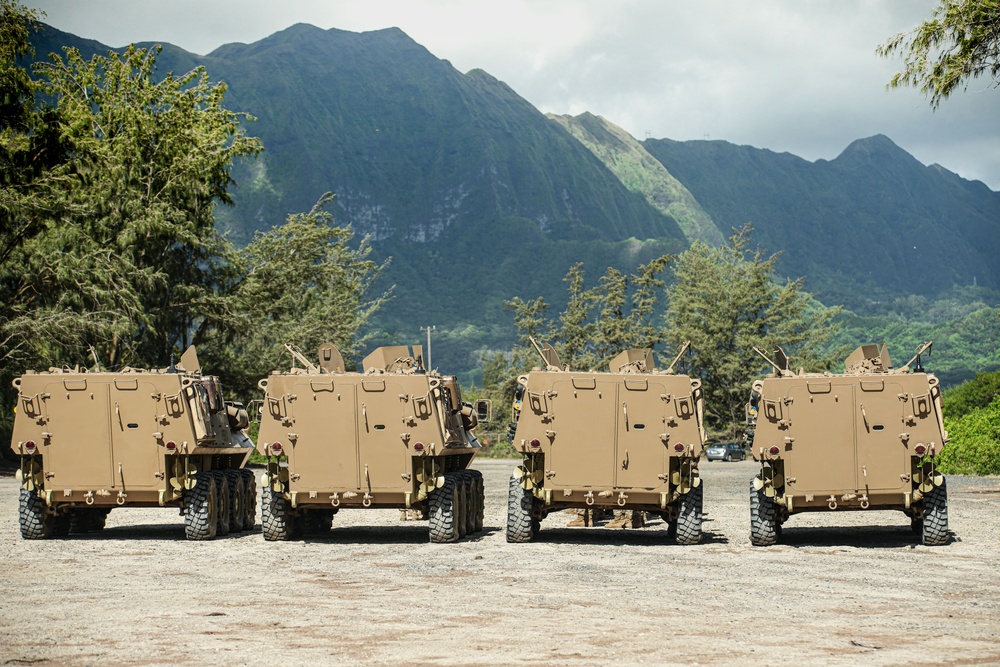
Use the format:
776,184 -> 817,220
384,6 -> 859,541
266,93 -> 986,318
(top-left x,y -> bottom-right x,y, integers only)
25,0 -> 1000,189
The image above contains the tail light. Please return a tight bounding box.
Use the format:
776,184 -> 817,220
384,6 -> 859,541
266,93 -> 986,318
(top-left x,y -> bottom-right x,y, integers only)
914,444 -> 927,456
165,441 -> 177,451
413,442 -> 425,452
529,439 -> 541,448
271,442 -> 283,454
768,446 -> 780,456
674,443 -> 685,452
24,440 -> 36,453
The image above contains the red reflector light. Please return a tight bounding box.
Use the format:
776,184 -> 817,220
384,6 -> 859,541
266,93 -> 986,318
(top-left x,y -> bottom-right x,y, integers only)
530,439 -> 541,448
673,443 -> 685,452
413,442 -> 424,451
165,441 -> 176,451
24,441 -> 36,452
768,446 -> 780,455
914,444 -> 927,455
271,442 -> 283,453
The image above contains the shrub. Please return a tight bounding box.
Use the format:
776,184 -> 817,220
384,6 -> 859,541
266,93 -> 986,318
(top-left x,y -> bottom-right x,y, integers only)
938,396 -> 1000,476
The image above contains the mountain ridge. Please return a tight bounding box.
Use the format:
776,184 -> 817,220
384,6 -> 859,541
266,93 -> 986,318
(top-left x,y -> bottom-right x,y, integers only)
24,22 -> 1000,379
643,134 -> 1000,306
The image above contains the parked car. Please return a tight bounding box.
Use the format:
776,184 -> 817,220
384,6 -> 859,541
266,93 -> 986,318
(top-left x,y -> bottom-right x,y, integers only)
705,442 -> 746,462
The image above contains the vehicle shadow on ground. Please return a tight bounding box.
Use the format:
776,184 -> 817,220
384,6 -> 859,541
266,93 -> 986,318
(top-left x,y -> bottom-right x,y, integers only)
777,525 -> 953,549
532,524 -> 728,546
63,523 -> 197,541
299,525 -> 501,544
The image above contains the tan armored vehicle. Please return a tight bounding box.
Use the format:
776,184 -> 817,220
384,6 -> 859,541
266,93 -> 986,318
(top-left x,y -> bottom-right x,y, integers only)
256,343 -> 487,542
747,342 -> 949,546
506,342 -> 706,544
11,347 -> 256,540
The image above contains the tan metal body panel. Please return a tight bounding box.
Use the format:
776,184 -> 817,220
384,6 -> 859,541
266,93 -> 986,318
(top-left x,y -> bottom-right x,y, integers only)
11,366 -> 254,510
511,365 -> 704,511
750,368 -> 945,513
257,349 -> 479,512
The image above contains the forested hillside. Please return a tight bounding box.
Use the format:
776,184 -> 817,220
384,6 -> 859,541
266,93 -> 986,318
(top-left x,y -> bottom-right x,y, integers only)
22,21 -> 1000,387
28,23 -> 693,374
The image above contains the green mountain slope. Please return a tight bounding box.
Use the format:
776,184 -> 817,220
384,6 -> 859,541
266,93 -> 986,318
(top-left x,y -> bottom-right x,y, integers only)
28,23 -> 688,376
26,24 -> 999,383
549,112 -> 724,246
643,135 -> 1000,308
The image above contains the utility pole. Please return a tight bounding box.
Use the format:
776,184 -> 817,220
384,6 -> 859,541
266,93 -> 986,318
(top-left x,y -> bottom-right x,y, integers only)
420,325 -> 436,369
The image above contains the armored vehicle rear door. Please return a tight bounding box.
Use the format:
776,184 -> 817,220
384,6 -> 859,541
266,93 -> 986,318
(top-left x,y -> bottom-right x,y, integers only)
110,378 -> 162,490
855,380 -> 907,492
784,382 -> 857,494
615,378 -> 668,489
287,379 -> 358,491
357,379 -> 407,489
547,378 -> 617,488
41,378 -> 114,491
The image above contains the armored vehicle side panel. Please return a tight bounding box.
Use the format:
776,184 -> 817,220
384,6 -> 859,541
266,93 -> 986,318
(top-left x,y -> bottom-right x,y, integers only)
747,343 -> 949,546
11,349 -> 256,540
256,344 -> 485,543
506,347 -> 706,544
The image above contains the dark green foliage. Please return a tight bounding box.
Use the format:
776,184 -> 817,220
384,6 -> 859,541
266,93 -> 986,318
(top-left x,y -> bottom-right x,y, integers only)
0,3 -> 76,345
832,301 -> 1000,387
665,225 -> 842,433
13,43 -> 262,368
476,257 -> 674,447
200,195 -> 389,402
938,395 -> 1000,475
942,370 -> 1000,418
507,256 -> 673,372
878,0 -> 1000,109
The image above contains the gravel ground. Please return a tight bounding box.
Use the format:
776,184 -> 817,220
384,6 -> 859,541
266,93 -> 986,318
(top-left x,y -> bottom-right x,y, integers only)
1,459 -> 998,666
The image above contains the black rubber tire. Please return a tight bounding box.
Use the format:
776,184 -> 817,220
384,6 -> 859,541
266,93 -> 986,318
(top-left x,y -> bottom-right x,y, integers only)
211,471 -> 230,537
91,508 -> 110,532
19,488 -> 55,539
69,509 -> 91,534
460,472 -> 477,536
226,471 -> 245,533
675,481 -> 703,545
291,511 -> 306,539
531,517 -> 541,539
724,455 -> 732,462
470,470 -> 485,533
911,517 -> 923,535
50,511 -> 71,537
922,478 -> 950,546
506,475 -> 534,543
454,475 -> 468,539
750,478 -> 778,547
69,508 -> 110,534
184,472 -> 217,541
429,474 -> 458,543
261,485 -> 295,541
240,469 -> 257,530
303,509 -> 334,534
666,519 -> 678,539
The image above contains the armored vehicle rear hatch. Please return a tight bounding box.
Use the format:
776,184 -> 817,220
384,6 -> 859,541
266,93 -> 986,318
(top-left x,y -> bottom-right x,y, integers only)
747,342 -> 949,546
506,343 -> 706,544
256,343 -> 488,543
12,347 -> 256,540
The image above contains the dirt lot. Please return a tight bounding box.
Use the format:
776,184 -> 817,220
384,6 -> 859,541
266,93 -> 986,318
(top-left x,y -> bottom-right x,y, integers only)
1,459 -> 998,666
